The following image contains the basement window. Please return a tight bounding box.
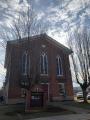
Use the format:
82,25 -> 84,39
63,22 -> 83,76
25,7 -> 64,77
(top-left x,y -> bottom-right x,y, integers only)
58,83 -> 65,95
21,88 -> 26,98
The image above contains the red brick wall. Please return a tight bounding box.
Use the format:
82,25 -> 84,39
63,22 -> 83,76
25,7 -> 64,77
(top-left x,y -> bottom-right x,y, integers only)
6,35 -> 73,102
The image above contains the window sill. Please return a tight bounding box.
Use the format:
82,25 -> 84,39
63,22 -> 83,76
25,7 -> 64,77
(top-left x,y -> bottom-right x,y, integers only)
57,75 -> 63,77
21,73 -> 27,76
40,74 -> 48,76
59,94 -> 65,96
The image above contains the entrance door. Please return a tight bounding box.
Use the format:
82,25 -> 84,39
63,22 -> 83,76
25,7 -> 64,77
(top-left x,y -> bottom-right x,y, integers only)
41,84 -> 49,101
31,92 -> 43,107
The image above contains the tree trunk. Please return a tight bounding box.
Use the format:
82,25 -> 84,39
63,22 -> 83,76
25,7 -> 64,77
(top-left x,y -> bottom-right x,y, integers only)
25,89 -> 31,112
82,90 -> 87,103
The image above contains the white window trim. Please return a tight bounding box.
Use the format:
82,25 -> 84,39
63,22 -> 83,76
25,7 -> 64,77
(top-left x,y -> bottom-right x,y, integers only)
22,52 -> 28,75
56,56 -> 63,76
40,53 -> 48,75
40,74 -> 48,76
28,54 -> 30,76
57,75 -> 63,77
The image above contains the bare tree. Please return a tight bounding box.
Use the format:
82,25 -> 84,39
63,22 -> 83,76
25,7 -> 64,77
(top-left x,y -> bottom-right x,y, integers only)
68,28 -> 90,103
1,4 -> 47,111
0,3 -> 47,47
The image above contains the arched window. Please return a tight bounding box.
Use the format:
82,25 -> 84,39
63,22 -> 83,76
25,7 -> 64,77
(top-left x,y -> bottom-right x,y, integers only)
22,52 -> 27,75
56,56 -> 63,76
40,53 -> 48,75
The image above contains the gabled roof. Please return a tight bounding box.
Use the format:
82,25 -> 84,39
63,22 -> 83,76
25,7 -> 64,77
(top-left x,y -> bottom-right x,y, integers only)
7,33 -> 72,54
44,34 -> 72,54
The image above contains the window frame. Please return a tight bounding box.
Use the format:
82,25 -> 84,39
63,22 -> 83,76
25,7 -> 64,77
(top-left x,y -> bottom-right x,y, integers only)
22,51 -> 28,75
58,83 -> 65,96
40,52 -> 48,75
56,56 -> 63,76
21,88 -> 26,98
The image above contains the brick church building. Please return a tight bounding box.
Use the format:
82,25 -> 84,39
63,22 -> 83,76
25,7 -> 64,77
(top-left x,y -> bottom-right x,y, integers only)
4,34 -> 73,109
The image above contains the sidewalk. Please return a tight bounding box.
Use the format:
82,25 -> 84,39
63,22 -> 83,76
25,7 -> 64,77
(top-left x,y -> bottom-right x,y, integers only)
27,114 -> 90,120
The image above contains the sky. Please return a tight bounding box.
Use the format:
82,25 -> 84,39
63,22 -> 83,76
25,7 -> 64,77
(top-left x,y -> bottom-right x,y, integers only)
0,0 -> 90,88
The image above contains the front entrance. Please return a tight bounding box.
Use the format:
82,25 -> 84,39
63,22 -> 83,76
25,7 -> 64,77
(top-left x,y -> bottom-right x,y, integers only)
41,83 -> 49,101
31,92 -> 43,107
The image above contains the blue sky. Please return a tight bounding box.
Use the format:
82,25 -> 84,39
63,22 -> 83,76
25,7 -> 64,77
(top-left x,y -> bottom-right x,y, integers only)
0,0 -> 90,88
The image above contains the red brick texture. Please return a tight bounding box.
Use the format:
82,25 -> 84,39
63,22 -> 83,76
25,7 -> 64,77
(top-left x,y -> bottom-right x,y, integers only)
4,34 -> 74,108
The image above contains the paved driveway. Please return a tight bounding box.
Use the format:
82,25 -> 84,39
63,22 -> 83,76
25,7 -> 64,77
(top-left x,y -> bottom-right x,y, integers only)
27,114 -> 90,120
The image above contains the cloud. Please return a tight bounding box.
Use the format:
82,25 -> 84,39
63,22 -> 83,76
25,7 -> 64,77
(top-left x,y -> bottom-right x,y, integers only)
0,0 -> 90,88
0,63 -> 6,87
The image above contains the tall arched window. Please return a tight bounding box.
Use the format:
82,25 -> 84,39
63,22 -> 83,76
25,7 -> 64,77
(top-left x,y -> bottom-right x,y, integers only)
56,56 -> 63,76
40,53 -> 48,75
22,52 -> 27,75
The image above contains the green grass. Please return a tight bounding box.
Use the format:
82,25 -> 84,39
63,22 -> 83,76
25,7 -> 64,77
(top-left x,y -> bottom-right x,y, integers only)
21,106 -> 74,119
0,104 -> 25,120
60,101 -> 90,110
22,111 -> 73,119
69,102 -> 90,109
0,104 -> 74,120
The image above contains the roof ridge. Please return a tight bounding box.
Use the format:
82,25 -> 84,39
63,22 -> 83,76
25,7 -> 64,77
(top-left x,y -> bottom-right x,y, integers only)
7,33 -> 72,54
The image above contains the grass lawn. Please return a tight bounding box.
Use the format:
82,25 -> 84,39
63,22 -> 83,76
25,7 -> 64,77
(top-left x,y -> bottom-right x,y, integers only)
76,103 -> 90,109
21,106 -> 74,120
68,102 -> 90,110
60,100 -> 90,110
0,104 -> 74,120
1,101 -> 90,120
0,105 -> 19,120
